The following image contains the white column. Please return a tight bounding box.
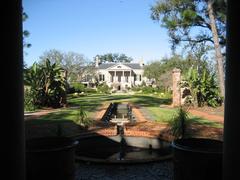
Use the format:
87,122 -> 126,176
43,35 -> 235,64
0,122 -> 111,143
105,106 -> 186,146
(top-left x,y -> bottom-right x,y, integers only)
109,71 -> 111,82
114,71 -> 116,82
122,71 -> 125,82
130,70 -> 132,87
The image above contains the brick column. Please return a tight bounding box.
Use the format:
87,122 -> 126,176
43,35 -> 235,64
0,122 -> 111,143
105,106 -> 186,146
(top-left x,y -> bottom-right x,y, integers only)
172,68 -> 181,107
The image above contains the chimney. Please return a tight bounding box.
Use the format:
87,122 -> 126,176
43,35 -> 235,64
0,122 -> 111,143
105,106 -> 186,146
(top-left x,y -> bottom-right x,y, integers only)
95,55 -> 99,67
139,58 -> 144,67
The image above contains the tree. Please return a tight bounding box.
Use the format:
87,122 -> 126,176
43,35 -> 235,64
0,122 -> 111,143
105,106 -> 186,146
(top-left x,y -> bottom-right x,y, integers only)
78,62 -> 98,83
39,49 -> 64,65
22,11 -> 31,68
39,49 -> 87,83
24,59 -> 66,108
151,0 -> 226,96
144,55 -> 205,88
23,12 -> 31,49
182,66 -> 222,107
95,53 -> 133,64
144,61 -> 163,86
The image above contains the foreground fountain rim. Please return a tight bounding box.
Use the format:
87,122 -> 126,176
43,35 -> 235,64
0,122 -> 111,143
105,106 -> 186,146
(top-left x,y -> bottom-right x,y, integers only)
75,135 -> 173,164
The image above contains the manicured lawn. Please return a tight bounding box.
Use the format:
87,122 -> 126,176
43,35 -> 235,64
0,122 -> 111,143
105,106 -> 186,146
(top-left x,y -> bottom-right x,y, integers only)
147,106 -> 222,128
33,93 -> 222,129
147,107 -> 176,123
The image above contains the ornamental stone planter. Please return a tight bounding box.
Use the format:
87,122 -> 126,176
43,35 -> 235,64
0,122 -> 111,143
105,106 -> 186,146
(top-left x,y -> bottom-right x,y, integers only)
26,137 -> 78,180
171,138 -> 223,180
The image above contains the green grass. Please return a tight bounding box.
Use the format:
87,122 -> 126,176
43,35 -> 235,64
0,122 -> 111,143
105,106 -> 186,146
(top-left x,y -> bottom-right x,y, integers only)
149,107 -> 223,128
188,116 -> 223,128
29,93 -> 223,129
147,107 -> 176,123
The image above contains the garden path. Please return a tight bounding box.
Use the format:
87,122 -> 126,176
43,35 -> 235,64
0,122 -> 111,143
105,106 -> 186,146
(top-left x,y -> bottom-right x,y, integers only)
24,108 -> 59,121
188,109 -> 223,124
24,103 -> 223,141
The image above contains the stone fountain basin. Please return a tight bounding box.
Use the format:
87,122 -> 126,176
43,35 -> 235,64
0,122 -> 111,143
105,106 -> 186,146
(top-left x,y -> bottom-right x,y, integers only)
75,135 -> 173,164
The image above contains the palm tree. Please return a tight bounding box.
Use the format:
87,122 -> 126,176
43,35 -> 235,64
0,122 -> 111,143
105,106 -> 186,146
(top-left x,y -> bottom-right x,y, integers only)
24,59 -> 67,108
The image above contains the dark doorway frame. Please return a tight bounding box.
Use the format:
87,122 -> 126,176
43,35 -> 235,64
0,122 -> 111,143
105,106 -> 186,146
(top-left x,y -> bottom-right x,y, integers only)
3,0 -> 240,179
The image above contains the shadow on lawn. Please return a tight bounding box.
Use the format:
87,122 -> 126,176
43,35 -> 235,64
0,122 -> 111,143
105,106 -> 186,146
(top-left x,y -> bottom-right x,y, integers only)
133,95 -> 172,107
189,117 -> 223,128
25,119 -> 88,140
68,94 -> 172,107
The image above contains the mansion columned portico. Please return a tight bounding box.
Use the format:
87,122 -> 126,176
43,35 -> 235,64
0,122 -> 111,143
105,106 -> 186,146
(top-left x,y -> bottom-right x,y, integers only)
96,58 -> 146,91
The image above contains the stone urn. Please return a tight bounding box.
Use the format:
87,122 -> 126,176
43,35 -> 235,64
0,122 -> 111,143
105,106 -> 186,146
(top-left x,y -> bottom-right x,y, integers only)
171,138 -> 223,180
26,137 -> 78,180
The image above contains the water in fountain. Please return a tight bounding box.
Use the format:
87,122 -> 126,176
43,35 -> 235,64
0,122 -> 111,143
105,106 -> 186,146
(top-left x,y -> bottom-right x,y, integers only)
75,102 -> 172,163
75,135 -> 172,163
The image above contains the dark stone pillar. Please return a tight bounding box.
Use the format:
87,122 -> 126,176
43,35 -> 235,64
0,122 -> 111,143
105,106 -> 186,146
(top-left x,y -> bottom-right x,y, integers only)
223,0 -> 240,179
1,1 -> 25,179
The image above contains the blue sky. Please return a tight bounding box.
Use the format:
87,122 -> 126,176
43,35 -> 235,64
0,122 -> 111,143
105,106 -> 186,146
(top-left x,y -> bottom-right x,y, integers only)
23,0 -> 172,66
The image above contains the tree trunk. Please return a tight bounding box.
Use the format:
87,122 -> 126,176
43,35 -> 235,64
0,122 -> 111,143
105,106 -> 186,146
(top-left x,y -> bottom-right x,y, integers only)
207,0 -> 225,97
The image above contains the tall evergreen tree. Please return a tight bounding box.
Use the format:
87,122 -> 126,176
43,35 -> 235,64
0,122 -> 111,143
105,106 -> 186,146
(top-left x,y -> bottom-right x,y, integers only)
151,0 -> 226,96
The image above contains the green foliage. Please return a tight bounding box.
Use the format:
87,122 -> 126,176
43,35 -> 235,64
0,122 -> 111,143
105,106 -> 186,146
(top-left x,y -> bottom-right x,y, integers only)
22,11 -> 31,49
97,83 -> 110,94
71,83 -> 86,93
84,88 -> 97,94
24,59 -> 67,108
75,106 -> 92,127
183,66 -> 222,107
24,88 -> 37,111
134,86 -> 155,94
132,85 -> 172,99
150,0 -> 226,49
150,0 -> 226,96
144,54 -> 205,88
168,107 -> 190,139
95,53 -> 133,64
39,49 -> 87,83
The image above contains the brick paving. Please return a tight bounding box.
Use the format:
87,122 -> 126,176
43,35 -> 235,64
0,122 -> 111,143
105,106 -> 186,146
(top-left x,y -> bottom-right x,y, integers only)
131,105 -> 149,122
77,103 -> 174,142
94,103 -> 109,121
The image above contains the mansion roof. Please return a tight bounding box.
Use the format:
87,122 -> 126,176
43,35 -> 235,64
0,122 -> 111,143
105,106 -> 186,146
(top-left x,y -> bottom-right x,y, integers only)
98,63 -> 143,70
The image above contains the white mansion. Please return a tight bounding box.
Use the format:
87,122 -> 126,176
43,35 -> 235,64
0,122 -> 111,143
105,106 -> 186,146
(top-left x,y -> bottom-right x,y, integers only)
81,57 -> 150,91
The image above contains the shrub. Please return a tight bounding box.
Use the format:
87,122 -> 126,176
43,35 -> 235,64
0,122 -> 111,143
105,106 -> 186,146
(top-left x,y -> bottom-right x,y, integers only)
168,107 -> 190,139
142,86 -> 155,93
75,106 -> 93,128
97,83 -> 110,94
24,88 -> 36,112
71,82 -> 86,93
84,88 -> 97,94
67,86 -> 75,94
183,67 -> 222,107
24,59 -> 67,108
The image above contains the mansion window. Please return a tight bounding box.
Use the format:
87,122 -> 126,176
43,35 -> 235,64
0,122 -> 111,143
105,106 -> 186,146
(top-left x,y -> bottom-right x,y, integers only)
99,74 -> 105,81
134,74 -> 137,81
